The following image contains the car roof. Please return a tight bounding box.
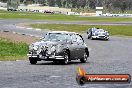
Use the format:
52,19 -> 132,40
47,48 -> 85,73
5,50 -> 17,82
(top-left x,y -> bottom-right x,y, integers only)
91,28 -> 104,31
48,31 -> 79,35
97,29 -> 104,31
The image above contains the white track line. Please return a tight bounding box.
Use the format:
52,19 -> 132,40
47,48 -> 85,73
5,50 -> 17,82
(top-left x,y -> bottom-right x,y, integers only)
36,28 -> 41,31
16,26 -> 25,29
27,28 -> 33,30
50,76 -> 61,78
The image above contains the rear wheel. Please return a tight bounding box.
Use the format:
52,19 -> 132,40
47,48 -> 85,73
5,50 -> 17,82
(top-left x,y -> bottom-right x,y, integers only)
29,58 -> 37,64
80,52 -> 88,63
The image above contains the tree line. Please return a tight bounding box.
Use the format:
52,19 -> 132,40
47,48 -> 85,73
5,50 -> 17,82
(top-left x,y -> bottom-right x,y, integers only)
1,0 -> 132,12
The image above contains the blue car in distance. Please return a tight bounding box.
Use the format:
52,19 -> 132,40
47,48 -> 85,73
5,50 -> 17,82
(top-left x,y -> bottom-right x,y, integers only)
87,27 -> 109,40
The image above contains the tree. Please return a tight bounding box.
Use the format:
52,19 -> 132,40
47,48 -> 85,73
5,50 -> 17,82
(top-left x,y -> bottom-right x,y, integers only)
2,0 -> 132,12
121,1 -> 127,12
48,0 -> 55,6
0,0 -> 8,2
56,0 -> 62,7
89,0 -> 96,9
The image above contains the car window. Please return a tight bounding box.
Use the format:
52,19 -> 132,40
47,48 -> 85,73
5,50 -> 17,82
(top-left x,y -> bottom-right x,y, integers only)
71,34 -> 77,42
44,33 -> 71,41
88,29 -> 91,32
76,34 -> 84,44
65,34 -> 72,41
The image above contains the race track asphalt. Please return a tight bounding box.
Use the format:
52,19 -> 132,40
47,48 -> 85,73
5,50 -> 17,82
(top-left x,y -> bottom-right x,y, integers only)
0,19 -> 132,88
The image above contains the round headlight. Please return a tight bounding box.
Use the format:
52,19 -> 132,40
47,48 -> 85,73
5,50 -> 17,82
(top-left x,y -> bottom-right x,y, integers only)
47,46 -> 56,54
50,46 -> 56,52
33,45 -> 39,51
106,32 -> 109,36
56,44 -> 62,52
29,44 -> 34,50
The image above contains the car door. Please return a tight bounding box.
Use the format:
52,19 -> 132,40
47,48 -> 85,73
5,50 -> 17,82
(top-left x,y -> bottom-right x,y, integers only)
75,34 -> 85,59
69,34 -> 79,59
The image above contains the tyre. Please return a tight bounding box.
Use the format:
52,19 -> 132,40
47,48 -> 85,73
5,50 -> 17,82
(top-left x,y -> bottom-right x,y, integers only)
62,51 -> 69,65
91,36 -> 94,40
80,51 -> 88,63
53,60 -> 59,64
87,33 -> 92,39
29,58 -> 37,64
87,35 -> 90,39
105,38 -> 109,41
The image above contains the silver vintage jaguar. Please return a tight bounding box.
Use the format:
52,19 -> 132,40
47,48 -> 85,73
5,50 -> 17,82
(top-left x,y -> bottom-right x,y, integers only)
27,31 -> 89,65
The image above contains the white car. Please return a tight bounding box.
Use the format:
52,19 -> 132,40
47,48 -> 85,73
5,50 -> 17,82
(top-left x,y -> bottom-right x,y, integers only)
87,27 -> 109,40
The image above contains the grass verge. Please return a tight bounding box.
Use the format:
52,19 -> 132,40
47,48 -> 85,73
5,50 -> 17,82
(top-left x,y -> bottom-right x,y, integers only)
30,24 -> 132,37
0,38 -> 28,61
0,10 -> 132,22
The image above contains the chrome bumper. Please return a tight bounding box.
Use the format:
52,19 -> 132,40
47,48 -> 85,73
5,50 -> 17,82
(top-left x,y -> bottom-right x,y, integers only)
27,54 -> 64,60
92,35 -> 109,39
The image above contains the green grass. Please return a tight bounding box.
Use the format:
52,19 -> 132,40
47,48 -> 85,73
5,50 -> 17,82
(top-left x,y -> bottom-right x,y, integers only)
0,10 -> 132,22
0,38 -> 28,61
30,24 -> 132,36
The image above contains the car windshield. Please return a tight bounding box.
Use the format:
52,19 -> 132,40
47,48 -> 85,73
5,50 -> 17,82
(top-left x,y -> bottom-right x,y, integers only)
98,29 -> 105,32
44,33 -> 71,41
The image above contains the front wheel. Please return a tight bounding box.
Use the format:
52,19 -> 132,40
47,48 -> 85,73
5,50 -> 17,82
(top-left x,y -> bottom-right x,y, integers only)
62,51 -> 69,65
105,38 -> 109,41
53,60 -> 59,64
29,58 -> 37,64
87,35 -> 91,39
90,36 -> 94,40
80,52 -> 88,63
